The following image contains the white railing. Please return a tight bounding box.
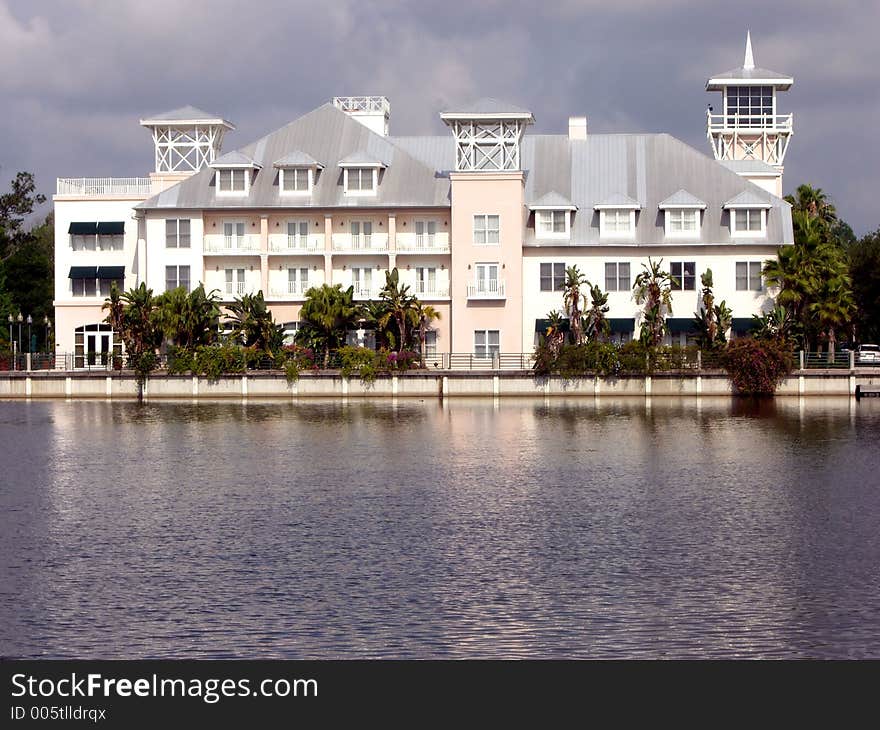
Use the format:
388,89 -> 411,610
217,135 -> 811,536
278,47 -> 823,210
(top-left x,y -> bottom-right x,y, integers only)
351,285 -> 373,299
396,232 -> 450,253
224,281 -> 247,296
331,233 -> 388,252
204,235 -> 260,253
707,112 -> 793,132
268,234 -> 323,252
467,280 -> 505,298
332,96 -> 390,114
413,282 -> 449,297
269,281 -> 309,297
56,177 -> 155,196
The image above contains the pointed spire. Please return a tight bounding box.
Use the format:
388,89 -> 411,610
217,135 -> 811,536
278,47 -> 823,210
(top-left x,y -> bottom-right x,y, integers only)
743,30 -> 755,70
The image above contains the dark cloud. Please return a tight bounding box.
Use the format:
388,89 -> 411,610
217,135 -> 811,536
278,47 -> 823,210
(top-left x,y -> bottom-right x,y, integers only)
1,0 -> 877,232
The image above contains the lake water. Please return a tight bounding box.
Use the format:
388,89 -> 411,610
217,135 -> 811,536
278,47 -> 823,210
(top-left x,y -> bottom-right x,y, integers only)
1,397 -> 879,659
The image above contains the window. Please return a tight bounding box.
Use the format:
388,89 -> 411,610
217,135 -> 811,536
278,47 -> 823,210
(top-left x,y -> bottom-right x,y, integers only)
670,261 -> 696,291
475,263 -> 500,294
415,221 -> 437,247
74,324 -> 121,368
344,168 -> 376,194
97,234 -> 123,251
225,268 -> 246,296
351,267 -> 373,296
666,209 -> 699,236
99,277 -> 124,297
281,168 -> 311,194
424,331 -> 438,358
473,214 -> 500,244
732,208 -> 766,236
166,219 -> 191,248
72,278 -> 97,297
217,168 -> 248,194
600,209 -> 634,237
604,262 -> 631,292
288,267 -> 309,295
223,221 -> 245,249
536,210 -> 569,237
71,234 -> 96,251
540,263 -> 565,292
350,221 -> 373,249
414,267 -> 437,295
736,262 -> 763,291
474,330 -> 500,358
287,221 -> 309,247
726,86 -> 773,126
165,265 -> 191,292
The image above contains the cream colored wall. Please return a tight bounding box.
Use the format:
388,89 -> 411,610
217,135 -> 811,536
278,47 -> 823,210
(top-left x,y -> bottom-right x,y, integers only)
449,172 -> 524,353
144,211 -> 205,293
53,304 -> 108,354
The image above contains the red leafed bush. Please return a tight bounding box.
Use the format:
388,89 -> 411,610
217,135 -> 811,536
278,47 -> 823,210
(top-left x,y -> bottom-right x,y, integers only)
722,338 -> 794,395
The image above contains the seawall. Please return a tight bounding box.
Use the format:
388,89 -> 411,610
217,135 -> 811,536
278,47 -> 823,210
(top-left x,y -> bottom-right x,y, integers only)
1,369 -> 879,399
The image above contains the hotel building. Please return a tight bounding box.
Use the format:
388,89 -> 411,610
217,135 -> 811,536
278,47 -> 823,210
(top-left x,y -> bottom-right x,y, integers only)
53,34 -> 793,364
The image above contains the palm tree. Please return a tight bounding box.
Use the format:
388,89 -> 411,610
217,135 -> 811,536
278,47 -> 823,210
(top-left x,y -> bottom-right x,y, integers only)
154,284 -> 221,350
378,268 -> 418,353
785,184 -> 838,228
298,284 -> 362,367
413,301 -> 441,367
118,283 -> 161,356
582,282 -> 610,342
102,281 -> 124,334
633,257 -> 674,347
226,291 -> 281,353
562,265 -> 587,345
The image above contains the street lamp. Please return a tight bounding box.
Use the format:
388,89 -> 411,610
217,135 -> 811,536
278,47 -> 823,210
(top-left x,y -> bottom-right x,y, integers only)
27,314 -> 32,354
16,313 -> 22,356
45,316 -> 51,354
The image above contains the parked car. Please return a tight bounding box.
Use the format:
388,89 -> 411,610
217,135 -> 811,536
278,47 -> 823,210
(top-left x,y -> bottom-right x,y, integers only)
857,344 -> 880,365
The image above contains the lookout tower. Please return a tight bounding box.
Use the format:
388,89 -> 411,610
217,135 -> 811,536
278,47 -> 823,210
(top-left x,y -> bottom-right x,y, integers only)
706,33 -> 793,193
440,98 -> 534,171
140,106 -> 234,177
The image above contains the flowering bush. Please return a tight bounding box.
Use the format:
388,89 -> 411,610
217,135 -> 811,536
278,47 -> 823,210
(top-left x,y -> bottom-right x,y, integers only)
722,338 -> 794,395
385,349 -> 419,371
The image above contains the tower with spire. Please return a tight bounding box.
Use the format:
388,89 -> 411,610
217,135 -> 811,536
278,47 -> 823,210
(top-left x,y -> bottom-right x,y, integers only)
706,32 -> 793,195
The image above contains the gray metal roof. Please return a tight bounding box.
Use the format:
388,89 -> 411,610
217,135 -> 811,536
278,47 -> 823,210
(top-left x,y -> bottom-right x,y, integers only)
440,97 -> 533,118
210,150 -> 261,168
720,159 -> 778,175
595,192 -> 641,209
529,191 -> 576,209
140,105 -> 233,125
658,189 -> 707,208
338,151 -> 387,166
723,189 -> 776,208
137,103 -> 792,246
273,150 -> 322,168
707,66 -> 793,83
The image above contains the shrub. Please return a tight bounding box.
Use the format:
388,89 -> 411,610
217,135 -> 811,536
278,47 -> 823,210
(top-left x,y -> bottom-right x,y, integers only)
278,344 -> 317,384
339,346 -> 380,383
722,338 -> 794,395
554,342 -> 619,377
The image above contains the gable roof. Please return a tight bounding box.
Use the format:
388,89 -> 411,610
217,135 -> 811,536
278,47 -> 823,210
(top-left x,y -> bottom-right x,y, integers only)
723,189 -> 776,208
595,192 -> 641,209
140,105 -> 234,127
658,189 -> 707,209
273,151 -> 323,168
529,191 -> 576,209
210,151 -> 261,168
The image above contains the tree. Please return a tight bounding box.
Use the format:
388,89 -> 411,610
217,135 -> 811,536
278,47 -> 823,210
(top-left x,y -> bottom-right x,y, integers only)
847,228 -> 880,343
116,283 -> 161,356
225,291 -> 281,353
751,304 -> 796,345
582,282 -> 610,342
413,300 -> 441,367
378,268 -> 418,353
633,257 -> 674,347
562,265 -> 587,345
0,171 -> 47,261
297,284 -> 362,367
692,268 -> 730,349
154,284 -> 221,349
785,184 -> 837,229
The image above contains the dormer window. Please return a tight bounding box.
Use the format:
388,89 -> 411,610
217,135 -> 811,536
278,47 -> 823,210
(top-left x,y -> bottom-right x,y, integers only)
659,190 -> 706,239
595,194 -> 639,239
210,151 -> 261,197
217,169 -> 248,195
339,152 -> 385,197
280,168 -> 312,195
344,168 -> 376,195
529,192 -> 576,241
724,191 -> 772,238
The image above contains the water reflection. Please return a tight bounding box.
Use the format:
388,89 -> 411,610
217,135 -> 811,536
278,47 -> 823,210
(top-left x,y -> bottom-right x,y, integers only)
1,397 -> 879,658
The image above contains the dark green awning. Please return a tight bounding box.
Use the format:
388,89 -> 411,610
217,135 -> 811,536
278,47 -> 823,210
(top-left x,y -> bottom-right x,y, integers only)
731,317 -> 758,332
68,222 -> 97,235
69,266 -> 97,279
667,318 -> 697,333
609,318 -> 635,334
535,318 -> 570,333
97,266 -> 125,279
96,221 -> 125,235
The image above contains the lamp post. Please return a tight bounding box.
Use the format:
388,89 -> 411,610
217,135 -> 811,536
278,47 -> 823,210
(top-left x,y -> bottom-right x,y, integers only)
7,315 -> 12,371
27,315 -> 32,354
45,316 -> 51,354
17,313 -> 23,353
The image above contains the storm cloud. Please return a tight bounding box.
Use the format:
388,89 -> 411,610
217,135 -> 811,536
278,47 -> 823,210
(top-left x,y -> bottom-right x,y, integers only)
1,0 -> 877,233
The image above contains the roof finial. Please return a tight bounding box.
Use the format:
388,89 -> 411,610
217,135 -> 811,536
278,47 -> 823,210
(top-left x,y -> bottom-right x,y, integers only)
744,30 -> 755,70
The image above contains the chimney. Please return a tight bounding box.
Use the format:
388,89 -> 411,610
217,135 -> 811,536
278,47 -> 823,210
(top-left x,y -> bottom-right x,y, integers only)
568,116 -> 587,140
332,96 -> 390,136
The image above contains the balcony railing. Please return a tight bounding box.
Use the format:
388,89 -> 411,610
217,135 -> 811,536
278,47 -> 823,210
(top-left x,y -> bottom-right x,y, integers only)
467,280 -> 505,299
413,282 -> 449,297
332,96 -> 390,114
56,177 -> 156,197
269,281 -> 310,298
707,112 -> 793,132
204,236 -> 260,253
269,235 -> 323,252
331,233 -> 389,252
396,232 -> 451,253
224,281 -> 248,296
351,285 -> 374,300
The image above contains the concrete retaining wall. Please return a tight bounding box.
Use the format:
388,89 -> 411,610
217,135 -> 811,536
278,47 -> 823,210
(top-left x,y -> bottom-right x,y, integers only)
1,369 -> 879,400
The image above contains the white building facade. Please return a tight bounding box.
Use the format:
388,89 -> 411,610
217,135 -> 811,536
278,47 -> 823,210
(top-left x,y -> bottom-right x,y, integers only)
53,36 -> 793,365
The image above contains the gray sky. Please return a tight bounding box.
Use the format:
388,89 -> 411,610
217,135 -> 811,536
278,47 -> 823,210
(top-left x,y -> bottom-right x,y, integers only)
2,0 -> 878,234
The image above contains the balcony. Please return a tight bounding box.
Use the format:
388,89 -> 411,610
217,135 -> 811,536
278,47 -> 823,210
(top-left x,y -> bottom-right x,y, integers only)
204,235 -> 261,254
467,280 -> 506,300
56,177 -> 154,197
268,234 -> 324,253
706,112 -> 793,133
223,281 -> 249,297
395,232 -> 451,253
412,281 -> 450,298
268,280 -> 311,299
331,233 -> 389,253
350,285 -> 375,300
